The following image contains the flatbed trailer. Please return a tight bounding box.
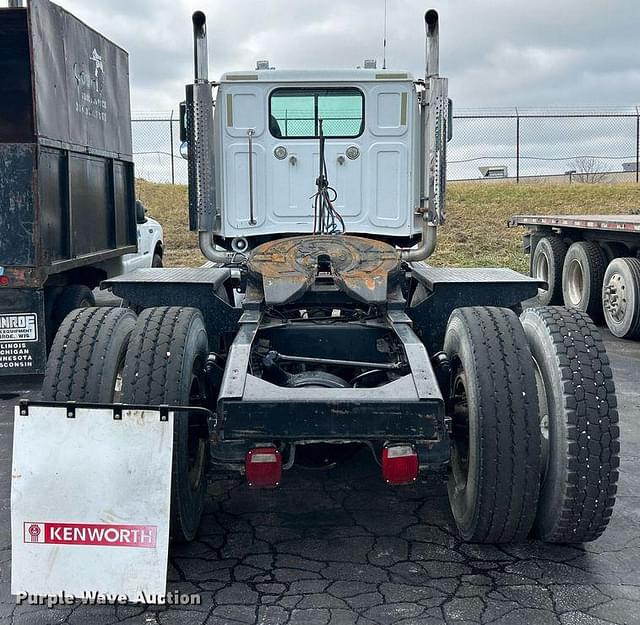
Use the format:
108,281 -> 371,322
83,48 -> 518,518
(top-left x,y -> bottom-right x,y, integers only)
510,214 -> 640,339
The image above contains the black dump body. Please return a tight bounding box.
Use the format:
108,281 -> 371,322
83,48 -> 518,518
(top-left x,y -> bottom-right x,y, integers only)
0,0 -> 137,375
0,0 -> 136,284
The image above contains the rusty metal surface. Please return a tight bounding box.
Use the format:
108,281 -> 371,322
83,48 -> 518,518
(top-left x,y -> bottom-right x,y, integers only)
0,144 -> 35,267
0,0 -> 137,283
248,235 -> 401,305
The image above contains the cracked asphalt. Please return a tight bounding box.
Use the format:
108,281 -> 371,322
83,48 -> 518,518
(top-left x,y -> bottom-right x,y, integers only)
0,332 -> 639,625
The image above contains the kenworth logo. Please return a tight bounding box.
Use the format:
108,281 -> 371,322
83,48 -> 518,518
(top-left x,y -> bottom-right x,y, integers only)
23,523 -> 157,549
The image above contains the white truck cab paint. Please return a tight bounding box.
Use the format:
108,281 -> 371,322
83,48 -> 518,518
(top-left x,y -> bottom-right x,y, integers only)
213,69 -> 421,241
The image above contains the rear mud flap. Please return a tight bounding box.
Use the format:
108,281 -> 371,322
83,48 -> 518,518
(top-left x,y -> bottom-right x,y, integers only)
11,404 -> 174,601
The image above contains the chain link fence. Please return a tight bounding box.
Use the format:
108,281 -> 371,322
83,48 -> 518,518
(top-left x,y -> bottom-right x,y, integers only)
450,107 -> 640,184
132,107 -> 640,185
132,111 -> 186,184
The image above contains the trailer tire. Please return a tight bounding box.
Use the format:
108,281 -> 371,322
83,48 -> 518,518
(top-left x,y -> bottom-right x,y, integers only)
444,307 -> 541,543
53,284 -> 96,326
121,307 -> 209,543
521,307 -> 619,543
532,236 -> 567,305
562,241 -> 606,321
42,307 -> 136,402
602,257 -> 640,340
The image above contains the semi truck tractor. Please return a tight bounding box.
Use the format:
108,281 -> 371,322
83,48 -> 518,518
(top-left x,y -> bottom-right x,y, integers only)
0,0 -> 163,378
11,1 -> 620,600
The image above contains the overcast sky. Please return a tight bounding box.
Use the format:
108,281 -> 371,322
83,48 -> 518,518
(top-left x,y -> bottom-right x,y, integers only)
52,0 -> 640,114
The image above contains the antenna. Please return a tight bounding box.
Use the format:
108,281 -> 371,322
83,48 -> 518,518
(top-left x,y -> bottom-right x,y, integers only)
382,0 -> 388,69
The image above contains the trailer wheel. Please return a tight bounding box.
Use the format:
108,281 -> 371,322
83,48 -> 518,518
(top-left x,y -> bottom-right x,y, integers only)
121,307 -> 209,543
42,307 -> 136,402
443,307 -> 541,543
562,241 -> 606,320
521,307 -> 619,543
603,258 -> 640,340
53,284 -> 96,326
532,236 -> 567,305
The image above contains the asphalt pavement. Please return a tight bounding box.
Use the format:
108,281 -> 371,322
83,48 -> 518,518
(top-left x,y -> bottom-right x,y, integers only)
0,332 -> 639,625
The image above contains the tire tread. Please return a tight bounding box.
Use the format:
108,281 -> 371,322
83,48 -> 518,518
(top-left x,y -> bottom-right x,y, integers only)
526,306 -> 619,542
446,307 -> 541,543
42,307 -> 134,402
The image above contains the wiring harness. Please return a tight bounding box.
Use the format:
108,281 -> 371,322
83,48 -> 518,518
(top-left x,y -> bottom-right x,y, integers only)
312,122 -> 346,235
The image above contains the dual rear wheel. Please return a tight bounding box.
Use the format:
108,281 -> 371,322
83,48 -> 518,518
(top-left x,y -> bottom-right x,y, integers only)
444,306 -> 619,543
43,303 -> 620,545
42,306 -> 210,542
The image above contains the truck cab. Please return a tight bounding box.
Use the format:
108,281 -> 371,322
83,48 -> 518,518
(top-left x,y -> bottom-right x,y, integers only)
213,69 -> 422,244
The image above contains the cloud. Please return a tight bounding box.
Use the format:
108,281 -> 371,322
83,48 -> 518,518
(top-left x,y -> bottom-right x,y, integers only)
51,0 -> 640,113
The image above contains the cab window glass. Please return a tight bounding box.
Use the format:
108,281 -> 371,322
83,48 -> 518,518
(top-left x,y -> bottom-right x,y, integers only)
269,88 -> 364,139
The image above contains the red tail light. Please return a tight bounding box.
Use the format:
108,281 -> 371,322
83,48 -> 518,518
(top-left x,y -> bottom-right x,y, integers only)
245,447 -> 282,488
382,444 -> 419,485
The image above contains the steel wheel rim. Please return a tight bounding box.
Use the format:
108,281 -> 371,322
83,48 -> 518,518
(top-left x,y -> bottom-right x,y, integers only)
187,368 -> 207,491
566,258 -> 584,306
604,272 -> 627,324
450,368 -> 470,493
534,251 -> 550,297
532,356 -> 550,480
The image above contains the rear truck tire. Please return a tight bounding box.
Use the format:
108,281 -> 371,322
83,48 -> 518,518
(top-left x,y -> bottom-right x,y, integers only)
121,307 -> 209,543
152,252 -> 163,268
562,241 -> 606,321
602,257 -> 640,340
532,236 -> 567,306
53,284 -> 96,327
42,307 -> 137,402
443,307 -> 541,543
521,307 -> 619,543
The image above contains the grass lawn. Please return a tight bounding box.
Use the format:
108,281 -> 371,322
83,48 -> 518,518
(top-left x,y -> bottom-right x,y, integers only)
135,180 -> 640,273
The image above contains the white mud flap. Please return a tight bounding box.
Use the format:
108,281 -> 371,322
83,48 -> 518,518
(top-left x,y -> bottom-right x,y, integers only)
11,405 -> 173,602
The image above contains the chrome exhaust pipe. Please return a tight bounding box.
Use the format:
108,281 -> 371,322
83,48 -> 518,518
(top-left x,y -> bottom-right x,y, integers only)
400,10 -> 441,263
199,231 -> 247,265
186,11 -> 230,263
425,9 -> 439,77
399,223 -> 437,263
193,11 -> 208,83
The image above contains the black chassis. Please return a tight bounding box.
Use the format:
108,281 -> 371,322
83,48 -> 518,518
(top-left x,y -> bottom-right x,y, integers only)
103,264 -> 539,471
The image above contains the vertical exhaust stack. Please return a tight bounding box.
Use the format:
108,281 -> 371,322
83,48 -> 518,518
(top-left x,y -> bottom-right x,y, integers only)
193,11 -> 209,83
187,11 -> 235,263
401,9 -> 448,263
425,9 -> 439,77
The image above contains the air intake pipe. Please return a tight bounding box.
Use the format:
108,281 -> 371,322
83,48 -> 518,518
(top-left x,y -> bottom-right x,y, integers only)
187,12 -> 239,263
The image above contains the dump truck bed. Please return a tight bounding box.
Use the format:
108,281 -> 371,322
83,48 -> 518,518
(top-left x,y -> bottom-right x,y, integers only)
0,0 -> 137,286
